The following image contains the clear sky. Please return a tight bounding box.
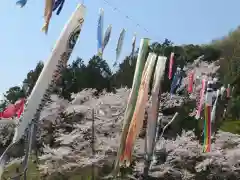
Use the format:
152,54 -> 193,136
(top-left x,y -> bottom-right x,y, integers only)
0,0 -> 239,95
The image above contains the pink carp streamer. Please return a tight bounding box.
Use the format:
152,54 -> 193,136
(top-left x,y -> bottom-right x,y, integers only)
123,53 -> 157,166
195,79 -> 207,119
168,52 -> 174,80
187,71 -> 194,93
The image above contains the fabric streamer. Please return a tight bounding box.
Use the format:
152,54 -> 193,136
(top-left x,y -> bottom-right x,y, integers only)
114,28 -> 126,66
97,8 -> 104,57
114,38 -> 149,175
102,24 -> 112,54
211,89 -> 220,123
188,71 -> 194,93
0,99 -> 25,119
195,79 -> 207,119
0,104 -> 16,119
53,0 -> 65,15
123,53 -> 157,166
203,81 -> 213,153
220,86 -> 226,99
226,84 -> 231,98
0,4 -> 86,179
15,99 -> 25,118
170,67 -> 182,95
168,52 -> 174,80
42,0 -> 54,34
16,0 -> 27,8
129,33 -> 137,66
146,56 -> 167,164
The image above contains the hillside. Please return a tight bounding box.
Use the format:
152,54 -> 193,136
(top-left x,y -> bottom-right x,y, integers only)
0,27 -> 240,179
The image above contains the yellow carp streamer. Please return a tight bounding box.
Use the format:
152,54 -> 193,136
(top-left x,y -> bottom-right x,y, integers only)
42,0 -> 54,34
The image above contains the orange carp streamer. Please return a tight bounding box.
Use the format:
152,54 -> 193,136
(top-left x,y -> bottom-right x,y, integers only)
122,53 -> 157,166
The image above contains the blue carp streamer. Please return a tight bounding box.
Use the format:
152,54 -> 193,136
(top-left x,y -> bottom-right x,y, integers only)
16,0 -> 27,8
53,0 -> 65,15
97,8 -> 104,57
102,24 -> 112,53
114,28 -> 126,66
170,67 -> 183,95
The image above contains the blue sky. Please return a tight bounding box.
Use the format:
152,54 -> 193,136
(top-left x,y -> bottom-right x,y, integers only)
0,0 -> 239,95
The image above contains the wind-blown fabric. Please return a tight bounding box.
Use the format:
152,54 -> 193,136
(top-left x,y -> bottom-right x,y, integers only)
42,0 -> 54,34
188,71 -> 194,93
211,89 -> 220,123
97,8 -> 104,57
203,81 -> 213,153
102,24 -> 112,53
16,0 -> 27,8
0,99 -> 24,119
220,86 -> 226,99
115,38 -> 149,174
0,104 -> 16,119
114,28 -> 126,66
146,56 -> 167,163
195,79 -> 207,119
170,67 -> 182,95
226,84 -> 231,98
129,33 -> 137,66
53,0 -> 65,15
168,52 -> 174,80
123,53 -> 157,166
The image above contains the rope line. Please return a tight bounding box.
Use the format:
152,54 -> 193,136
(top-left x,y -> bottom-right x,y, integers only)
101,0 -> 163,42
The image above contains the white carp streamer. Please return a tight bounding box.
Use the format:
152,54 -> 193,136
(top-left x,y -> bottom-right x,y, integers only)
211,89 -> 220,123
146,56 -> 167,161
0,4 -> 86,179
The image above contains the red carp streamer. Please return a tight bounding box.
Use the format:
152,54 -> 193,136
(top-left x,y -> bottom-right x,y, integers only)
168,52 -> 174,80
226,84 -> 230,98
195,79 -> 207,119
203,104 -> 211,152
187,71 -> 194,93
0,98 -> 25,119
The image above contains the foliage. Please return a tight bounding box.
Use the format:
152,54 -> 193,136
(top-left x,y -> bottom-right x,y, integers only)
0,38 -> 220,105
220,120 -> 240,134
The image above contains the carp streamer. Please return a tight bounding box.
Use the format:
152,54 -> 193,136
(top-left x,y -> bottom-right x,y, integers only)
226,84 -> 231,98
170,67 -> 182,95
16,0 -> 27,8
195,79 -> 207,119
102,24 -> 112,54
114,38 -> 149,175
146,56 -> 167,164
42,0 -> 54,34
97,8 -> 104,57
203,81 -> 213,153
168,52 -> 174,80
130,33 -> 137,66
0,4 -> 86,179
123,53 -> 157,166
211,89 -> 220,123
188,71 -> 194,93
114,28 -> 126,66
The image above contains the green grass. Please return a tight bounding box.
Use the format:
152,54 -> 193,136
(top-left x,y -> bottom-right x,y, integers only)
2,157 -> 41,180
220,120 -> 240,134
